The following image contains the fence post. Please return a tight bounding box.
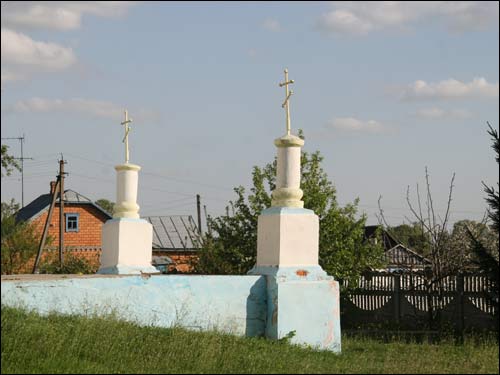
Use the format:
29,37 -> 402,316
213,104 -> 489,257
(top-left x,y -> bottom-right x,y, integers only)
394,273 -> 401,326
456,273 -> 464,342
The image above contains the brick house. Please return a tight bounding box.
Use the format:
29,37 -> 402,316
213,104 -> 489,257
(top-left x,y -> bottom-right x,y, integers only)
15,183 -> 202,273
15,182 -> 112,271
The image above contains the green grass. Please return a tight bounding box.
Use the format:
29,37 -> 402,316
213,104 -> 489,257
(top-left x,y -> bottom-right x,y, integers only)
1,306 -> 498,374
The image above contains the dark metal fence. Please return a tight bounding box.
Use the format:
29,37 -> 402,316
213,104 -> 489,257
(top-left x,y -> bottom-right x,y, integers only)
340,272 -> 498,334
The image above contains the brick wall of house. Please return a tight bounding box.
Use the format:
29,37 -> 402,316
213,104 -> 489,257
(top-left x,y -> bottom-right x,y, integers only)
153,250 -> 199,273
31,203 -> 109,248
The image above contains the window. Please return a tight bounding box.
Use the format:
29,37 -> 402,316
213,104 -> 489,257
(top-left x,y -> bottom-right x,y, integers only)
65,213 -> 79,232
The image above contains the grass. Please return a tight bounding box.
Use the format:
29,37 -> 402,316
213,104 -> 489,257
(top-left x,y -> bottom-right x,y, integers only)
1,306 -> 498,374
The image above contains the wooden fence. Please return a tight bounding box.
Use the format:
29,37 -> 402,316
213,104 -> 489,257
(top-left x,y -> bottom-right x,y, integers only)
340,272 -> 498,333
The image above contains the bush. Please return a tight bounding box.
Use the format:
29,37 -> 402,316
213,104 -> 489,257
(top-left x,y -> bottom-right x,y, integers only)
38,252 -> 95,274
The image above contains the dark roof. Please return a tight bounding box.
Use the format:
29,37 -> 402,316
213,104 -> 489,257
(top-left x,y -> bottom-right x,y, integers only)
15,194 -> 52,223
384,244 -> 432,268
144,216 -> 201,251
15,189 -> 112,223
364,225 -> 399,250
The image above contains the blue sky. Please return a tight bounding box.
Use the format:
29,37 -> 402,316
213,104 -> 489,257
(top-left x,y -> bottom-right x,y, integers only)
1,1 -> 499,228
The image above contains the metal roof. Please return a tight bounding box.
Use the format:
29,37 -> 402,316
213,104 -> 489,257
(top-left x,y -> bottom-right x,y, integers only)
144,216 -> 201,251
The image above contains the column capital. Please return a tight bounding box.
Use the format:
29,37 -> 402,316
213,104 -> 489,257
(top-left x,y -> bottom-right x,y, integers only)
274,134 -> 304,148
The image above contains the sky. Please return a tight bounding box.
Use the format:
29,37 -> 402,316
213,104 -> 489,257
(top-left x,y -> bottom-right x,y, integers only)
1,1 -> 499,230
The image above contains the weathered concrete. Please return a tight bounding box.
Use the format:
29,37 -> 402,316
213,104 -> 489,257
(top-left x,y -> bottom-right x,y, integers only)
249,265 -> 341,352
99,218 -> 158,275
256,207 -> 319,267
1,275 -> 267,337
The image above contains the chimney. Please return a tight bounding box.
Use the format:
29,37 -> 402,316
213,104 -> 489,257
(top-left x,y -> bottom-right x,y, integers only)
50,181 -> 57,195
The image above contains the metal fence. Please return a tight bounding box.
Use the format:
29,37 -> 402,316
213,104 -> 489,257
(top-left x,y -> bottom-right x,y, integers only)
340,272 -> 498,333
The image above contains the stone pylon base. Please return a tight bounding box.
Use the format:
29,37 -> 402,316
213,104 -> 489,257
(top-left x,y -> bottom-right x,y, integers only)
98,218 -> 159,275
249,265 -> 341,352
255,207 -> 319,267
250,204 -> 342,352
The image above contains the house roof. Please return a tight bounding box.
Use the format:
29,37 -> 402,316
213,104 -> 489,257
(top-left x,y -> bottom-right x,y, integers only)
364,225 -> 432,268
384,244 -> 432,268
15,189 -> 112,223
364,225 -> 399,250
144,215 -> 201,251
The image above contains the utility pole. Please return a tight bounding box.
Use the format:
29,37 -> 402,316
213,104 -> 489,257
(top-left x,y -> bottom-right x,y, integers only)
196,194 -> 202,235
33,178 -> 60,274
1,135 -> 33,207
59,157 -> 67,267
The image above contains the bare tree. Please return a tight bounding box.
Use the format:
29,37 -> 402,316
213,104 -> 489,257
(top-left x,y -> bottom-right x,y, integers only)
379,167 -> 456,330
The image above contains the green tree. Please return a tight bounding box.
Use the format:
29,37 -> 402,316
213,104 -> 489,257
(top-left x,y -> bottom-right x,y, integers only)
468,123 -> 499,318
388,222 -> 430,255
1,145 -> 20,177
1,200 -> 40,274
95,199 -> 115,216
196,132 -> 384,284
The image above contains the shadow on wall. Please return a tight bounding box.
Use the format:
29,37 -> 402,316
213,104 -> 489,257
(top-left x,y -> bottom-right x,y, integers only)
245,276 -> 267,337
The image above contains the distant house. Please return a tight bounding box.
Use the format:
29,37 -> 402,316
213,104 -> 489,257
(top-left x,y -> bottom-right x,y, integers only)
364,225 -> 432,272
13,181 -> 202,273
15,182 -> 112,271
144,216 -> 201,273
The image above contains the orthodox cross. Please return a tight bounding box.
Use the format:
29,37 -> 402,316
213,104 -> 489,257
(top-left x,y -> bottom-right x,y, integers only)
121,110 -> 132,163
279,68 -> 294,135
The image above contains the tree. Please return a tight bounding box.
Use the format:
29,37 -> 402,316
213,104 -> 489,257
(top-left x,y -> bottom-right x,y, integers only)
1,145 -> 20,177
95,199 -> 115,216
446,219 -> 497,271
1,200 -> 40,274
388,222 -> 430,255
468,123 -> 499,319
379,167 -> 456,330
196,132 -> 384,285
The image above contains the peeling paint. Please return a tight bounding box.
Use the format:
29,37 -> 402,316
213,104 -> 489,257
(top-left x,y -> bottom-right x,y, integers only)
1,275 -> 267,338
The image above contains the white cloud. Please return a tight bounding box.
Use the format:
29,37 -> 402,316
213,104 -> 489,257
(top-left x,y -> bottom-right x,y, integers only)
2,1 -> 136,31
262,18 -> 282,32
1,28 -> 76,71
415,107 -> 472,120
7,97 -> 159,122
326,117 -> 389,134
402,78 -> 499,100
317,1 -> 499,35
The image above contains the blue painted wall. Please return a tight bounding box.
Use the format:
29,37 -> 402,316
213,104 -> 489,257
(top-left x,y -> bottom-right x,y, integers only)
1,275 -> 267,337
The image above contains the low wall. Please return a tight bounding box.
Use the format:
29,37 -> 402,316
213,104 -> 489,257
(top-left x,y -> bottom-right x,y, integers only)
1,274 -> 267,337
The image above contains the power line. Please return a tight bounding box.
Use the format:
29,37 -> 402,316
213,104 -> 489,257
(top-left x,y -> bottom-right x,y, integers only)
64,152 -> 234,192
2,135 -> 33,207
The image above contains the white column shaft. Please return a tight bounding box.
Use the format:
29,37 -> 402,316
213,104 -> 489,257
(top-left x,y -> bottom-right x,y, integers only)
276,146 -> 301,189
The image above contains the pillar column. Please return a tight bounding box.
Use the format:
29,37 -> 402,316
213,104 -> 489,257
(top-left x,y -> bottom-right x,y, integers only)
249,133 -> 341,353
98,163 -> 159,275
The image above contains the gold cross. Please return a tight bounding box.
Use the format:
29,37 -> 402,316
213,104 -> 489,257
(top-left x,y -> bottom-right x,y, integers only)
121,110 -> 132,163
279,68 -> 294,135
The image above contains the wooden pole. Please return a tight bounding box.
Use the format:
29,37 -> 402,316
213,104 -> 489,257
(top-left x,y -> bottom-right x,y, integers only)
59,158 -> 65,267
33,180 -> 60,273
196,194 -> 202,235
